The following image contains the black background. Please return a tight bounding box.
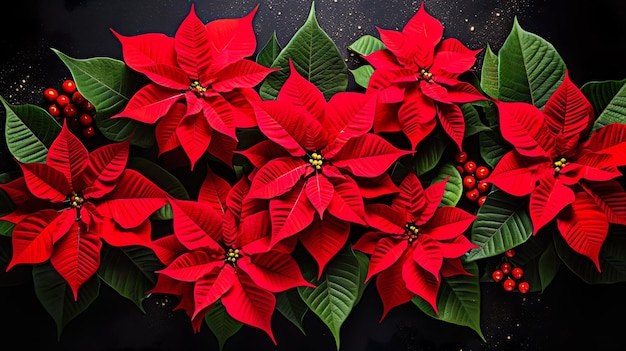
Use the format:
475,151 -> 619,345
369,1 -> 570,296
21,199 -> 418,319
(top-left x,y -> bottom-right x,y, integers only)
2,1 -> 626,350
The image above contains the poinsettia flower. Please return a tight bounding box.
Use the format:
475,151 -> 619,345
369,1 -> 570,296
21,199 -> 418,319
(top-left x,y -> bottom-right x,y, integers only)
352,172 -> 477,319
149,168 -> 313,343
486,71 -> 626,271
0,122 -> 168,299
239,61 -> 410,275
363,2 -> 486,152
110,4 -> 277,168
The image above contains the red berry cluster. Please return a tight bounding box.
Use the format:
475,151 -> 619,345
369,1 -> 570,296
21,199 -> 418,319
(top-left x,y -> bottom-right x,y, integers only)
43,79 -> 97,139
454,151 -> 491,206
491,249 -> 530,293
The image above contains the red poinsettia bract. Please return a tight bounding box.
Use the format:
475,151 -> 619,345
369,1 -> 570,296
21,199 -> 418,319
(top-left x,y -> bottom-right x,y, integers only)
149,168 -> 313,343
240,61 -> 410,276
0,122 -> 168,298
353,172 -> 477,319
486,72 -> 626,270
364,2 -> 486,152
110,4 -> 277,168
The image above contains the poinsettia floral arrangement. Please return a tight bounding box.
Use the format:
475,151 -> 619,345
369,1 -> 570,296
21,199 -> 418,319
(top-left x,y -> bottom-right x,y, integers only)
2,1 -> 626,349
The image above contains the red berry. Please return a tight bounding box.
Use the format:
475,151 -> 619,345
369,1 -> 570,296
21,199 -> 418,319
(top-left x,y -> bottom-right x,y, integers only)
56,94 -> 70,108
454,151 -> 468,165
475,165 -> 490,180
518,281 -> 530,294
491,269 -> 504,282
465,188 -> 480,201
463,161 -> 477,174
82,100 -> 95,112
503,278 -> 516,292
79,113 -> 94,127
48,104 -> 61,118
500,262 -> 511,274
463,175 -> 476,189
512,267 -> 524,280
477,180 -> 490,193
82,126 -> 96,138
504,249 -> 516,258
72,91 -> 86,105
62,79 -> 77,94
63,104 -> 78,118
477,195 -> 487,206
43,88 -> 59,102
455,165 -> 465,174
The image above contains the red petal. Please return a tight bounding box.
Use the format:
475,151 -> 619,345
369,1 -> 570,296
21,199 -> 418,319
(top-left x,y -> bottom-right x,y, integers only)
412,236 -> 443,280
98,218 -> 152,248
169,198 -> 224,251
529,175 -> 575,233
201,94 -> 238,140
327,176 -> 367,225
193,265 -> 236,316
7,209 -> 72,269
414,174 -> 444,224
255,100 -> 316,157
47,122 -> 88,190
377,28 -> 423,68
248,157 -> 310,199
437,103 -> 465,152
486,151 -> 549,197
556,191 -> 608,271
330,134 -> 410,177
83,139 -> 130,199
268,183 -> 315,245
353,230 -> 385,255
237,252 -> 314,292
155,103 -> 184,155
20,163 -> 70,203
582,181 -> 626,225
365,236 -> 407,281
299,215 -> 350,277
325,92 -> 376,147
158,250 -> 223,282
198,167 -> 231,215
205,5 -> 259,70
402,2 -> 442,52
277,60 -> 327,122
431,38 -> 480,75
305,174 -> 334,219
237,139 -> 290,169
175,112 -> 213,169
496,101 -> 554,157
397,87 -> 437,151
112,84 -> 182,123
375,258 -> 414,321
365,203 -> 405,233
584,123 -> 626,165
425,206 -> 478,241
213,60 -> 278,92
50,221 -> 102,300
174,6 -> 212,80
403,254 -> 440,313
222,272 -> 277,344
237,210 -> 272,252
206,132 -> 238,168
543,72 -> 592,147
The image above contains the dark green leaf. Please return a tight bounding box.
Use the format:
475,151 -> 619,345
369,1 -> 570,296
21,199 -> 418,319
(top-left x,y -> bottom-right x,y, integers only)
581,80 -> 626,132
462,103 -> 491,137
98,245 -> 163,312
413,261 -> 484,341
349,65 -> 374,90
1,96 -> 61,164
259,2 -> 348,100
480,44 -> 499,98
465,190 -> 533,261
276,288 -> 309,335
479,130 -> 509,169
429,162 -> 463,207
413,130 -> 450,176
347,35 -> 385,56
256,31 -> 282,68
205,300 -> 243,351
33,264 -> 100,339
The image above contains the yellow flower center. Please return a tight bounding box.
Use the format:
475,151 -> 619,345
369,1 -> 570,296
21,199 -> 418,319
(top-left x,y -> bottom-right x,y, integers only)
418,68 -> 434,83
405,223 -> 419,243
225,248 -> 242,265
190,80 -> 207,94
67,193 -> 84,209
308,152 -> 324,170
553,157 -> 568,174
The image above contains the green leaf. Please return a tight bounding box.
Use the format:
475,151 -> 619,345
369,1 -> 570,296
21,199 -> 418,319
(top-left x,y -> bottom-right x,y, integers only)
412,261 -> 484,341
347,34 -> 385,56
126,157 -> 189,220
582,79 -> 626,132
429,162 -> 463,207
276,288 -> 309,335
256,31 -> 282,68
52,48 -> 155,148
555,226 -> 626,284
413,130 -> 450,176
496,17 -> 566,108
479,44 -> 499,98
479,130 -> 509,169
0,221 -> 15,237
462,103 -> 491,138
205,300 -> 243,351
349,65 -> 374,90
354,250 -> 370,306
97,245 -> 162,312
465,190 -> 533,261
259,2 -> 348,101
297,245 -> 361,350
33,263 -> 100,339
1,96 -> 61,164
